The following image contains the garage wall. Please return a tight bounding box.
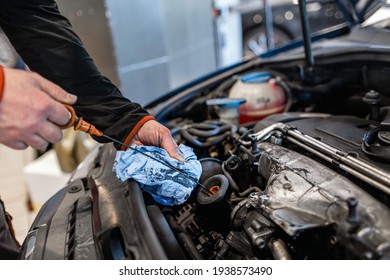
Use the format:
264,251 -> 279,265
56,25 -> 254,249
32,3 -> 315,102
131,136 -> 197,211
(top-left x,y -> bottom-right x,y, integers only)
56,0 -> 217,105
159,0 -> 217,88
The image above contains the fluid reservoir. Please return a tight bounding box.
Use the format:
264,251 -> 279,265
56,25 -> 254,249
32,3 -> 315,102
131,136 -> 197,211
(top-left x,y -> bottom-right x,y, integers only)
228,72 -> 287,124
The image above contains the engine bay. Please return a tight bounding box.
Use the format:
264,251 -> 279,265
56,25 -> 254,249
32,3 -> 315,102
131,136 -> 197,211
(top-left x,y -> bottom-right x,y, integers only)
19,24 -> 390,261
154,56 -> 390,260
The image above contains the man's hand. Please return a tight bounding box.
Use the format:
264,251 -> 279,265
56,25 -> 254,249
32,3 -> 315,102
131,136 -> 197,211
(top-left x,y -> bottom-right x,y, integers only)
131,120 -> 185,162
0,68 -> 77,150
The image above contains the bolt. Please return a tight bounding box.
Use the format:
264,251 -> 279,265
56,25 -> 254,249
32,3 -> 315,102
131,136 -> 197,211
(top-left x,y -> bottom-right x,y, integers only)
259,195 -> 270,205
68,185 -> 81,193
254,237 -> 266,248
270,131 -> 283,145
363,90 -> 381,122
250,135 -> 260,154
346,197 -> 360,232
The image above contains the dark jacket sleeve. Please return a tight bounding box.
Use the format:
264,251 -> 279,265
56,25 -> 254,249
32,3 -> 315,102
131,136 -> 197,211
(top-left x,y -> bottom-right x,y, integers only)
0,0 -> 151,148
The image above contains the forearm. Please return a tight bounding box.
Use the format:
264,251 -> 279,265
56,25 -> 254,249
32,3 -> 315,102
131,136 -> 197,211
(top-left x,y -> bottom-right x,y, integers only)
0,0 -> 150,148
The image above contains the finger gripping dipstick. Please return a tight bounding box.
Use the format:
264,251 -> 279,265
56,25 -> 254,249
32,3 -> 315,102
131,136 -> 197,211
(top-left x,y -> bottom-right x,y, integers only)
102,134 -> 213,195
63,104 -> 211,195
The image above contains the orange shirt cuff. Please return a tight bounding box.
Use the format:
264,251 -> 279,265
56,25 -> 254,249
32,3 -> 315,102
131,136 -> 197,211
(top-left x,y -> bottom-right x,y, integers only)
0,66 -> 4,102
120,115 -> 156,151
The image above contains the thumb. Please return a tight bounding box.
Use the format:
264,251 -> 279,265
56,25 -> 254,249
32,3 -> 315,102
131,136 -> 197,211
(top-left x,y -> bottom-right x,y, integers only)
161,137 -> 185,162
39,76 -> 77,105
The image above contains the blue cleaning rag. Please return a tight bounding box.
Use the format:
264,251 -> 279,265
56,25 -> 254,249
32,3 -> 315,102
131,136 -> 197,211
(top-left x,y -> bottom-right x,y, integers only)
113,144 -> 202,206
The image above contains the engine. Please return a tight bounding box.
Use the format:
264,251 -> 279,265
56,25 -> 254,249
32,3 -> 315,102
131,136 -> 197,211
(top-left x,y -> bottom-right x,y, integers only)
157,71 -> 390,260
